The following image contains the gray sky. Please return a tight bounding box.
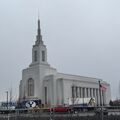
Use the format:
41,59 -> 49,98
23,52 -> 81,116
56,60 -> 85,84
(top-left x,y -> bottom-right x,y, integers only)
0,0 -> 120,101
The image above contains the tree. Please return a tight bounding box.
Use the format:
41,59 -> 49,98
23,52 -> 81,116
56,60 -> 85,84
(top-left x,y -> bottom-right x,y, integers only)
109,100 -> 113,106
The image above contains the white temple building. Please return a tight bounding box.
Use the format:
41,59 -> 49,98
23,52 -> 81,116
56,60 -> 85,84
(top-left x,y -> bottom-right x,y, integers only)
19,19 -> 111,107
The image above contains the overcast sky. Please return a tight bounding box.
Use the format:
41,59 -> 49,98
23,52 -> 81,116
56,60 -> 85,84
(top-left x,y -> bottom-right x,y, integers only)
0,0 -> 120,101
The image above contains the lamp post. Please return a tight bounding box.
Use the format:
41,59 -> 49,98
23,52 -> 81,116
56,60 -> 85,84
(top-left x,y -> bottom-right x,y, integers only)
6,91 -> 8,109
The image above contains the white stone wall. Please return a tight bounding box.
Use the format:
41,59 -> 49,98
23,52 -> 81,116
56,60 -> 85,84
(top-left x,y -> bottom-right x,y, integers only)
21,65 -> 40,100
56,78 -> 64,105
55,73 -> 111,106
20,65 -> 111,106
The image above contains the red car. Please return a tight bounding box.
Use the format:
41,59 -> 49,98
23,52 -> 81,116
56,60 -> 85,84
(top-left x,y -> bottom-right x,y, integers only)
50,106 -> 71,113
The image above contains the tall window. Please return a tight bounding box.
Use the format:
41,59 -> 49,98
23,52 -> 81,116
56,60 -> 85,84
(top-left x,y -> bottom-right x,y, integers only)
90,88 -> 92,97
44,87 -> 47,104
86,88 -> 88,97
83,88 -> 85,98
93,89 -> 95,97
72,86 -> 74,98
79,87 -> 81,98
28,78 -> 34,96
34,51 -> 37,62
76,87 -> 78,97
42,51 -> 45,61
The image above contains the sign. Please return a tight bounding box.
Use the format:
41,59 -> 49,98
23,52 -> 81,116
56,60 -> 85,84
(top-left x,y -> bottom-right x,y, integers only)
25,101 -> 36,108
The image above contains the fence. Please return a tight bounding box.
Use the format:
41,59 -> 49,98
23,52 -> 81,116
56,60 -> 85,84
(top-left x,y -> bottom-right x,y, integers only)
0,106 -> 120,120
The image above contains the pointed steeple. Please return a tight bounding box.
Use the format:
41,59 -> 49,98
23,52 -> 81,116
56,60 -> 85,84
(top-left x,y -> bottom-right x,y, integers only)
35,18 -> 43,45
31,17 -> 48,66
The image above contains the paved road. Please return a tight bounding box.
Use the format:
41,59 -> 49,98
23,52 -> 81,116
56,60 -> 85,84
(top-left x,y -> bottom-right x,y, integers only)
0,112 -> 96,118
0,109 -> 120,118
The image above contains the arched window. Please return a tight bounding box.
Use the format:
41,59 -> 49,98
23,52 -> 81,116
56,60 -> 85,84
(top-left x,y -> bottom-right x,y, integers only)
28,78 -> 34,96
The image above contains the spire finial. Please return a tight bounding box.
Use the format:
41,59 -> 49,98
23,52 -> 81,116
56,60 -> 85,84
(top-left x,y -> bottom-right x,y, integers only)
35,13 -> 43,45
38,10 -> 40,30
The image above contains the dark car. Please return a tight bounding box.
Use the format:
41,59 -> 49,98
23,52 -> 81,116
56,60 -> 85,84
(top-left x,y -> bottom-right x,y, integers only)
95,107 -> 108,115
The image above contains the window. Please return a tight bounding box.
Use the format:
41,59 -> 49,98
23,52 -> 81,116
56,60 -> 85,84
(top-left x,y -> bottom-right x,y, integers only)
44,87 -> 47,104
72,86 -> 74,98
93,89 -> 95,97
76,87 -> 78,97
34,51 -> 37,62
28,78 -> 34,96
83,88 -> 85,98
79,87 -> 81,98
86,88 -> 88,97
90,88 -> 92,97
42,51 -> 45,61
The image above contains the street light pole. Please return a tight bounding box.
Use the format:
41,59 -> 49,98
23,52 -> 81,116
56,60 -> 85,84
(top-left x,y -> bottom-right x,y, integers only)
6,91 -> 8,109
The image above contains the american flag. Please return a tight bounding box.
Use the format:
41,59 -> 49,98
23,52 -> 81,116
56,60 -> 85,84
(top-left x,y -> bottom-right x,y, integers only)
100,84 -> 107,91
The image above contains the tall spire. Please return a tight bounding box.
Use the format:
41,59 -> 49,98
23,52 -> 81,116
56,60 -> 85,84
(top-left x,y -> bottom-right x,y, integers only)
35,18 -> 43,45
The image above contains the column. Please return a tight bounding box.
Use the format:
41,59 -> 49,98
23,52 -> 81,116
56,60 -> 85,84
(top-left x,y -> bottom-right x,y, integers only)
97,89 -> 100,106
88,88 -> 90,98
93,88 -> 95,98
104,91 -> 106,105
94,89 -> 97,106
82,88 -> 85,105
102,90 -> 104,106
91,88 -> 93,98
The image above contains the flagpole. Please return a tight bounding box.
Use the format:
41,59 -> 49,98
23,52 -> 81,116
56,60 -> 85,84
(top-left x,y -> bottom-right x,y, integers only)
98,80 -> 102,106
99,80 -> 104,120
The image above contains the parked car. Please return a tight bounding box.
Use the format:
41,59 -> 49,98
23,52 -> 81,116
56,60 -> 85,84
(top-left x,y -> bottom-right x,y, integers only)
95,107 -> 108,115
46,106 -> 72,113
